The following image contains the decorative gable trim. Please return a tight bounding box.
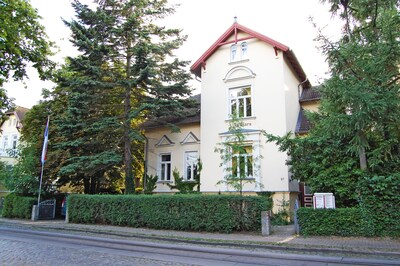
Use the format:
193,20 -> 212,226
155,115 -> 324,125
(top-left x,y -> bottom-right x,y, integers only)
190,22 -> 311,88
156,135 -> 175,147
181,132 -> 200,145
223,66 -> 256,82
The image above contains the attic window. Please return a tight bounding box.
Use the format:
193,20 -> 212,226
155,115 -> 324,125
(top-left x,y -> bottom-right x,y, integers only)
230,42 -> 248,62
241,42 -> 248,58
230,44 -> 237,62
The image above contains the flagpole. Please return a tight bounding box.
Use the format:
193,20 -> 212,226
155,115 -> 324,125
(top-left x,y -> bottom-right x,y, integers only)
37,161 -> 44,207
37,116 -> 50,215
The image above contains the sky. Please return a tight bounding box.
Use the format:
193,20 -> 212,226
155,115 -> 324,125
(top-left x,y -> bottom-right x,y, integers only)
4,0 -> 342,109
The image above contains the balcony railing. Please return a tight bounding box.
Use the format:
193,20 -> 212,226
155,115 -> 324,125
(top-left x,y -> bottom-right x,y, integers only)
0,148 -> 18,158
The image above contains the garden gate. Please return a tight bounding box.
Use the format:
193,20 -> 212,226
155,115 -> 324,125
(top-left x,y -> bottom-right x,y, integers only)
38,199 -> 56,219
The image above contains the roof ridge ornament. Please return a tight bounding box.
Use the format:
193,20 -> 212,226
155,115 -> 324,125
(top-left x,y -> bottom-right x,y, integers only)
234,15 -> 237,23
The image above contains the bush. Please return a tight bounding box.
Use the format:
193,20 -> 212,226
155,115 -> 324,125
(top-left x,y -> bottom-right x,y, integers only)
68,194 -> 272,233
2,193 -> 36,219
297,208 -> 363,236
357,175 -> 400,237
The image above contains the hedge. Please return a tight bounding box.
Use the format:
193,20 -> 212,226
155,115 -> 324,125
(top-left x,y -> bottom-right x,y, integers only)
68,194 -> 272,233
357,175 -> 400,237
297,208 -> 364,236
2,193 -> 36,219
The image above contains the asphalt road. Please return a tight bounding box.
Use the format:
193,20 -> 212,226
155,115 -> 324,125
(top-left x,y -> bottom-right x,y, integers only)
0,227 -> 398,266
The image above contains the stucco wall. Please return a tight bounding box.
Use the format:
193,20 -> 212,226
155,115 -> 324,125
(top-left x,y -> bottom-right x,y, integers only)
145,123 -> 200,193
200,37 -> 301,193
0,114 -> 20,165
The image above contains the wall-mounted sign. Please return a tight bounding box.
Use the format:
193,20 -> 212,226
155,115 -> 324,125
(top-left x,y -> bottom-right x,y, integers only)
313,193 -> 335,209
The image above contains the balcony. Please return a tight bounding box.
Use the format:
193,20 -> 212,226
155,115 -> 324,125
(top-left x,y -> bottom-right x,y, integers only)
0,148 -> 18,158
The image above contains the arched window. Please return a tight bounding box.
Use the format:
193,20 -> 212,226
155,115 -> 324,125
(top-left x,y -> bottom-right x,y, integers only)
230,44 -> 237,62
241,42 -> 248,59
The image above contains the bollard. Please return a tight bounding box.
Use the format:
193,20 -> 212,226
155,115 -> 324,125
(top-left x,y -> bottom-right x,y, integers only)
31,205 -> 39,221
261,211 -> 271,236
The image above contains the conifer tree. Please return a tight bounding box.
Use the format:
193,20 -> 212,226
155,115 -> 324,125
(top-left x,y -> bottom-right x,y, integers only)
265,0 -> 399,206
57,0 -> 191,193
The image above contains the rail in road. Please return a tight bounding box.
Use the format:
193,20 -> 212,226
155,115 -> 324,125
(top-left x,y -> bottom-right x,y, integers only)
0,227 -> 398,266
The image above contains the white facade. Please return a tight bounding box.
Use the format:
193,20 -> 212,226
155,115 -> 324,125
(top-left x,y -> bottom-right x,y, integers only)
145,22 -> 316,211
0,107 -> 28,165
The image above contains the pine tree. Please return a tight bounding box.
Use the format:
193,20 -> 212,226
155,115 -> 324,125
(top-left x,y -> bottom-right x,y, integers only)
54,0 -> 192,194
265,0 -> 400,206
89,0 -> 192,193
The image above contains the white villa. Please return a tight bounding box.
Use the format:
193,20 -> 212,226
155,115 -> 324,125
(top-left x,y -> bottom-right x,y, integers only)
0,106 -> 29,166
144,22 -> 319,212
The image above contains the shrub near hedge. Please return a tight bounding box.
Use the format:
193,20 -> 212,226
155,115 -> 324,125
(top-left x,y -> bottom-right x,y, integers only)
297,208 -> 363,236
2,193 -> 36,219
68,194 -> 272,233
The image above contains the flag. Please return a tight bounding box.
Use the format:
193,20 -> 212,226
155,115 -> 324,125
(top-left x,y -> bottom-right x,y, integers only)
41,116 -> 50,164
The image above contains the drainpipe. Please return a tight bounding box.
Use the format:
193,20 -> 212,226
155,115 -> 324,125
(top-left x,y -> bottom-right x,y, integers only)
142,134 -> 149,189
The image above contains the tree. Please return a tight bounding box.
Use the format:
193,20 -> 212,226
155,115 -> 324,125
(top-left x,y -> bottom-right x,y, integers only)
0,0 -> 54,85
317,0 -> 400,172
60,0 -> 192,194
0,0 -> 54,120
215,115 -> 261,196
265,0 -> 400,206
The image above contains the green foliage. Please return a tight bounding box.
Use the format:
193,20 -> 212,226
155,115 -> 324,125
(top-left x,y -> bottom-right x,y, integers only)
264,1 -> 400,207
0,0 -> 54,86
271,196 -> 291,225
143,174 -> 157,194
215,114 -> 262,195
2,143 -> 40,196
0,0 -> 54,119
357,174 -> 400,237
297,173 -> 400,238
167,168 -> 199,194
68,194 -> 272,233
297,208 -> 363,236
2,193 -> 36,219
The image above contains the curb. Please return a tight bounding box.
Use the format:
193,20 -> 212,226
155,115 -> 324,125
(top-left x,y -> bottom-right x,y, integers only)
1,219 -> 399,259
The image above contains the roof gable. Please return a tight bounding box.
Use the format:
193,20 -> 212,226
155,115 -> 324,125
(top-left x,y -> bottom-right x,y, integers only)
190,22 -> 311,88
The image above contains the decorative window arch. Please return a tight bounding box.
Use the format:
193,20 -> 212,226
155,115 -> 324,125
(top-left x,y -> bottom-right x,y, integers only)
223,66 -> 256,82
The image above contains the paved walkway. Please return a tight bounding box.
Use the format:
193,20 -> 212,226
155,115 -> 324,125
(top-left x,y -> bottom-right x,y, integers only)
0,217 -> 399,258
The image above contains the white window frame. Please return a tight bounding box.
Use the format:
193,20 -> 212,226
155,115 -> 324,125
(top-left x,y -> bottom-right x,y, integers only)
241,42 -> 248,59
230,42 -> 248,62
159,153 -> 172,182
230,44 -> 238,62
11,134 -> 18,149
2,135 -> 9,149
231,145 -> 253,179
184,151 -> 198,181
229,85 -> 252,118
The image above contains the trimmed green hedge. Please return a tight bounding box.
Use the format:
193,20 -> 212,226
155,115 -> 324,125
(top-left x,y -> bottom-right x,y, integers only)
68,194 -> 272,233
2,193 -> 36,219
297,208 -> 363,236
357,175 -> 400,237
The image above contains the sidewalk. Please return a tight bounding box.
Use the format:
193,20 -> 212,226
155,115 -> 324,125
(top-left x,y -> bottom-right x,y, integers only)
0,217 -> 399,259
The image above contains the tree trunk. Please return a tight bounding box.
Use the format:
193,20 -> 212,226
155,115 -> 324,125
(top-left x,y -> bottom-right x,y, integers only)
357,131 -> 368,171
124,86 -> 134,194
123,37 -> 134,194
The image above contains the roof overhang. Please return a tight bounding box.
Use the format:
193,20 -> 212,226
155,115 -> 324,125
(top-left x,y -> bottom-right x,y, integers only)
190,22 -> 311,88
